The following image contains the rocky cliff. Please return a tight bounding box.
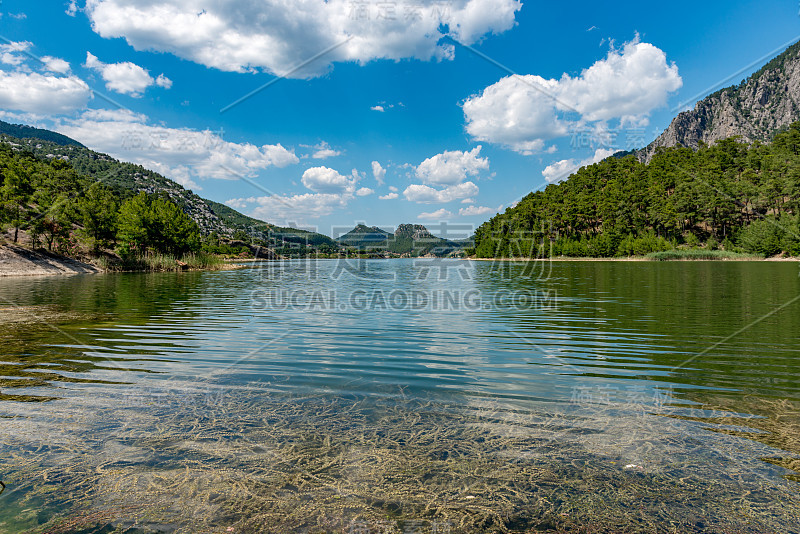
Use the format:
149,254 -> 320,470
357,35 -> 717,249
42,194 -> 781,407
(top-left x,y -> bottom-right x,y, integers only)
638,40 -> 800,161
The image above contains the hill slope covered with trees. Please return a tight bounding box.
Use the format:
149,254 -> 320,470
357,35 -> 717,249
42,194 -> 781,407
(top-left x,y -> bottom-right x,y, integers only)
0,126 -> 335,257
473,125 -> 800,258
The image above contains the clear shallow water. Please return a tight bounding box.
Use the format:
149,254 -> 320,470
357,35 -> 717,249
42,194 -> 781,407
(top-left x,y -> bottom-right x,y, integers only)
0,259 -> 799,533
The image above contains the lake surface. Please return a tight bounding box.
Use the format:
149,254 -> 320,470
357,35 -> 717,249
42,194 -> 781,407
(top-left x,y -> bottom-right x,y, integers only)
0,259 -> 799,533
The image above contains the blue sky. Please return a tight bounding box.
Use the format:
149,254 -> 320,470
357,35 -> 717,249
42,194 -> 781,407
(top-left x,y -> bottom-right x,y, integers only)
0,0 -> 798,237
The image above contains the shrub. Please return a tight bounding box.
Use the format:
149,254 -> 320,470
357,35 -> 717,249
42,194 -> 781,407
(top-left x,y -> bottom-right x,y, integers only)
738,219 -> 784,256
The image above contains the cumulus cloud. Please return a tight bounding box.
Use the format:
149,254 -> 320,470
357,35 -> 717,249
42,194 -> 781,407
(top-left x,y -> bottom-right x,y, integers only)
557,39 -> 682,123
458,205 -> 495,216
55,109 -> 299,189
379,192 -> 398,200
42,56 -> 72,74
84,0 -> 522,77
463,76 -> 568,155
0,41 -> 32,66
463,37 -> 682,154
418,208 -> 453,220
155,73 -> 172,89
403,181 -> 479,204
0,70 -> 91,114
541,148 -> 617,184
227,164 -> 366,223
415,146 -> 489,185
84,52 -> 170,96
306,141 -> 341,159
370,105 -> 385,112
401,147 -> 487,206
301,166 -> 358,194
371,160 -> 386,185
227,192 -> 352,225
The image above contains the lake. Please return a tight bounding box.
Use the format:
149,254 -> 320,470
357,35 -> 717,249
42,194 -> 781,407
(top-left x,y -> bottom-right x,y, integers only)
1,259 -> 799,533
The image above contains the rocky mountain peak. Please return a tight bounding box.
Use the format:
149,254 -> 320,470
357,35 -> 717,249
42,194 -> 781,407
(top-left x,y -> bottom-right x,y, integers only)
637,40 -> 800,162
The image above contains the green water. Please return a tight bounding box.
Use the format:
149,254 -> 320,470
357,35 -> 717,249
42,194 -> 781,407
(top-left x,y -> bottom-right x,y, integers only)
0,259 -> 799,533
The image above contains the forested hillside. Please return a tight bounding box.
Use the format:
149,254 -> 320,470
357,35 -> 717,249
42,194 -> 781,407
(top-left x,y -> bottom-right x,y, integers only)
0,128 -> 336,257
473,124 -> 800,258
0,142 -> 204,260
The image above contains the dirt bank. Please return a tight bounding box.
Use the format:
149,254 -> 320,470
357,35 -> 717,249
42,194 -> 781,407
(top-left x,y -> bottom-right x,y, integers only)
0,244 -> 100,277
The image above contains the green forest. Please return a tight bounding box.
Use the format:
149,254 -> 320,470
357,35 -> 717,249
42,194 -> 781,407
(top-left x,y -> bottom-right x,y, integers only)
0,144 -> 220,267
472,123 -> 800,258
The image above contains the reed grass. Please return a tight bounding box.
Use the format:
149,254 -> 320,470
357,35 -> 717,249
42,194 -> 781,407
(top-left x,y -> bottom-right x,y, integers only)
646,249 -> 763,261
98,252 -> 224,272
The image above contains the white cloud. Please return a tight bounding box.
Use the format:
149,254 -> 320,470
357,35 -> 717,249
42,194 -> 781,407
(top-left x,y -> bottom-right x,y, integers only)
0,110 -> 48,124
9,13 -> 27,20
541,148 -> 617,184
418,208 -> 453,220
301,166 -> 358,194
155,73 -> 172,89
228,193 -> 352,225
415,146 -> 489,185
0,41 -> 32,66
379,192 -> 398,200
389,186 -> 398,192
370,105 -> 385,112
42,56 -> 72,74
463,37 -> 681,154
558,38 -> 682,124
403,181 -> 479,204
55,109 -> 299,188
458,205 -> 494,216
66,1 -> 79,16
371,160 -> 386,185
84,52 -> 170,96
463,75 -> 568,155
84,0 -> 522,78
308,141 -> 341,159
228,164 -> 365,223
0,70 -> 91,114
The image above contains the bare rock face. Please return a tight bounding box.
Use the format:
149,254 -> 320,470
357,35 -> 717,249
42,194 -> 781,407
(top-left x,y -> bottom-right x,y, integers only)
395,224 -> 435,241
638,41 -> 800,162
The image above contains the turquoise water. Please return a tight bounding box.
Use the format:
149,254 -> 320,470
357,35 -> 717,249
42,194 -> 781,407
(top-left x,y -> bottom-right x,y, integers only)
0,259 -> 799,533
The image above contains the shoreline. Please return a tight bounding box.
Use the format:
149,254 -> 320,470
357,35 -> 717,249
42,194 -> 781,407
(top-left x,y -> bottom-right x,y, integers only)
469,255 -> 798,262
0,244 -> 100,277
2,245 -> 797,278
0,244 -> 248,278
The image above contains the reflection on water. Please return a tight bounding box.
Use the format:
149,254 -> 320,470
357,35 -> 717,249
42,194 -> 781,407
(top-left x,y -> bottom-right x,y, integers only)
0,260 -> 799,533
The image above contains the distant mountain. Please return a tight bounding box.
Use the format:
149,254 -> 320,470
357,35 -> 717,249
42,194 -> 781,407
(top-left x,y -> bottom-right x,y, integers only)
336,224 -> 392,248
0,120 -> 84,147
337,223 -> 464,256
637,40 -> 800,162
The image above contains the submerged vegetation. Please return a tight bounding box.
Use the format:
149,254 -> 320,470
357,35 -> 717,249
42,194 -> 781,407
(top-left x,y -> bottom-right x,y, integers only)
473,124 -> 800,259
3,390 -> 800,533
